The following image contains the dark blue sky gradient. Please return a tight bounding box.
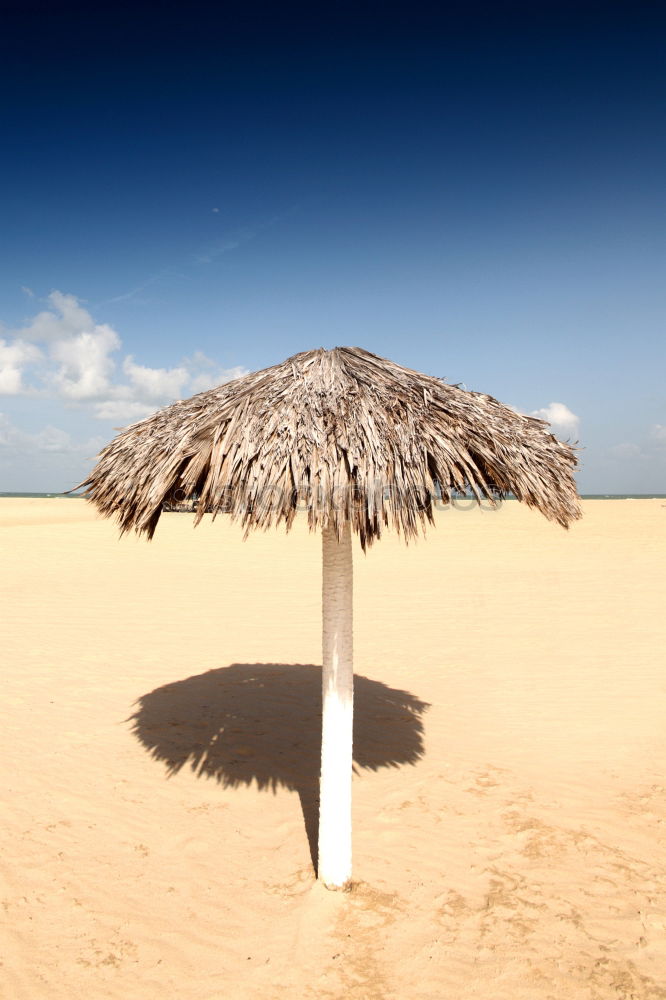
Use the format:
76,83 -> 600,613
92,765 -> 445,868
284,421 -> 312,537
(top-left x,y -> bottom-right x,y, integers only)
1,2 -> 665,490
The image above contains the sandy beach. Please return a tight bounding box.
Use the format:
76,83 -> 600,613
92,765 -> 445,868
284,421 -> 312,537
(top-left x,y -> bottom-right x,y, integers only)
2,496 -> 665,999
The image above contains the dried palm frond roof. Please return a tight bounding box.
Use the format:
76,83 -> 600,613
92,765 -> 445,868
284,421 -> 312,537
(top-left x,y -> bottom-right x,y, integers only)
79,346 -> 581,547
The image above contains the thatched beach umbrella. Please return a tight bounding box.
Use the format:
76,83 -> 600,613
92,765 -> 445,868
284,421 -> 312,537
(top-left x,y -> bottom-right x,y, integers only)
80,346 -> 580,889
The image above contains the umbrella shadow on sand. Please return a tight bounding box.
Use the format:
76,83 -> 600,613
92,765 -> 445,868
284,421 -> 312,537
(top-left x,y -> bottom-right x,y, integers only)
130,662 -> 429,874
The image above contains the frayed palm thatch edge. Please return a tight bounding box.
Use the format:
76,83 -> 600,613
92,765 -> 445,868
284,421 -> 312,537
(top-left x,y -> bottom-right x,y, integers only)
76,347 -> 581,549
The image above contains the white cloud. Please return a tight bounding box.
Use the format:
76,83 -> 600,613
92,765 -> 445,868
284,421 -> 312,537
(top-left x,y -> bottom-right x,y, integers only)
531,402 -> 579,436
0,412 -> 103,455
0,412 -> 22,448
93,399 -> 157,422
605,430 -> 666,468
33,426 -> 78,453
0,338 -> 43,394
9,293 -> 122,404
0,290 -> 247,423
122,355 -> 188,401
18,290 -> 94,343
51,323 -> 121,400
188,363 -> 248,394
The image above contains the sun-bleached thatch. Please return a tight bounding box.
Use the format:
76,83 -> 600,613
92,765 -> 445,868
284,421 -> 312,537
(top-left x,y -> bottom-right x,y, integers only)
79,346 -> 581,547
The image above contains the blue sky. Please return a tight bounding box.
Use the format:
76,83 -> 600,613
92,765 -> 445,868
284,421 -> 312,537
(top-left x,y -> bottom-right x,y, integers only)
1,2 -> 664,492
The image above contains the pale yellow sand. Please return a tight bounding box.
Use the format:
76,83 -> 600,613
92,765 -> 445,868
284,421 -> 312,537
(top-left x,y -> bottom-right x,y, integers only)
2,497 -> 665,999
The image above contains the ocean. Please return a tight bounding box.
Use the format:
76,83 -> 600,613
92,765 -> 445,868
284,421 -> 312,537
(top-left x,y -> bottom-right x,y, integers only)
0,492 -> 84,498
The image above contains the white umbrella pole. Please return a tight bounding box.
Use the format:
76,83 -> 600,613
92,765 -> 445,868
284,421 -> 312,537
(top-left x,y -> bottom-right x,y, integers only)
319,520 -> 354,889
